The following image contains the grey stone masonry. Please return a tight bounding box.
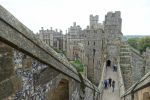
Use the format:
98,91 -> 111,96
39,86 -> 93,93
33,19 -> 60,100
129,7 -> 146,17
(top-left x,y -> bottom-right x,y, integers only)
104,11 -> 122,65
121,71 -> 150,100
145,48 -> 150,74
66,22 -> 84,60
37,27 -> 53,47
84,27 -> 105,86
90,15 -> 99,29
120,42 -> 133,90
104,11 -> 122,44
130,46 -> 145,83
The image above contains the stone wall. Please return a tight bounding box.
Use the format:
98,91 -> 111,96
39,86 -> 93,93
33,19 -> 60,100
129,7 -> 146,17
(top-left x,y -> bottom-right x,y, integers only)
130,47 -> 145,83
0,43 -> 22,99
145,48 -> 150,74
121,71 -> 150,100
104,11 -> 122,66
66,22 -> 84,61
117,62 -> 125,97
84,28 -> 104,86
0,46 -> 101,99
104,11 -> 122,44
120,42 -> 133,90
37,27 -> 54,47
0,41 -> 14,82
134,87 -> 150,100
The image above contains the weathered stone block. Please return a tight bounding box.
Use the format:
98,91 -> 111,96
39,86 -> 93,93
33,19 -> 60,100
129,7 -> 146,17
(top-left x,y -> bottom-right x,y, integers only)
0,42 -> 14,82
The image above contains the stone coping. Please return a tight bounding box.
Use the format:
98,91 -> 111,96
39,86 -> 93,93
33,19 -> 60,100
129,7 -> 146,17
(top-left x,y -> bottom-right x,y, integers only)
98,62 -> 106,92
117,62 -> 125,96
83,78 -> 100,93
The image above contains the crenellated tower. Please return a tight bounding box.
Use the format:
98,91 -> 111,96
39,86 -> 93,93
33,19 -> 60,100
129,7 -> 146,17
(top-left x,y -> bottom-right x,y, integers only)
104,11 -> 122,65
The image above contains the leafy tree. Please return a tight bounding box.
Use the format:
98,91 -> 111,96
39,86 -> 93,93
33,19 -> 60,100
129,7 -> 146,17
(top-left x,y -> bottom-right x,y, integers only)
128,36 -> 150,54
138,37 -> 150,53
128,38 -> 139,50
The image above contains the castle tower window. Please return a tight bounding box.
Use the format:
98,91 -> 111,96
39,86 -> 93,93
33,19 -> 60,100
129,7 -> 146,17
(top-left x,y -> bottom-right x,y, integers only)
93,49 -> 96,56
94,42 -> 95,45
102,40 -> 104,49
88,41 -> 89,45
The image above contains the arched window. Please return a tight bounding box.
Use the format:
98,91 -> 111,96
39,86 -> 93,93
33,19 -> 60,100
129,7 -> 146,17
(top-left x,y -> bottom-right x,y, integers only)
93,49 -> 96,56
94,41 -> 95,45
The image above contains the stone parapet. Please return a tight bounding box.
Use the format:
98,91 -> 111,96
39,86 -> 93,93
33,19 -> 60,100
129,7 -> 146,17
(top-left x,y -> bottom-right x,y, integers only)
117,62 -> 125,97
121,71 -> 150,100
120,43 -> 133,90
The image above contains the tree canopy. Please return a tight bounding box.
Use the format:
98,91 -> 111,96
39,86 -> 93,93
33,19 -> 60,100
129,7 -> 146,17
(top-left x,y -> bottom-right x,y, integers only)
128,36 -> 150,54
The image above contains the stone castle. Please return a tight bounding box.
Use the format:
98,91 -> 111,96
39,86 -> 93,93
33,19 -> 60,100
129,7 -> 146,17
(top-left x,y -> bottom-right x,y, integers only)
66,12 -> 123,86
0,5 -> 150,100
65,11 -> 150,99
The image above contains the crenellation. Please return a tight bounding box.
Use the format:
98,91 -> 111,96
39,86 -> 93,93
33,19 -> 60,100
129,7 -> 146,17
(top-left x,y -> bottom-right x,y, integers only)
37,27 -> 66,51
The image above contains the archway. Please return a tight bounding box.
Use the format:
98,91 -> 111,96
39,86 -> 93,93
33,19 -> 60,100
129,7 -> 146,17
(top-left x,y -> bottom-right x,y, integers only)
106,60 -> 111,67
51,79 -> 69,100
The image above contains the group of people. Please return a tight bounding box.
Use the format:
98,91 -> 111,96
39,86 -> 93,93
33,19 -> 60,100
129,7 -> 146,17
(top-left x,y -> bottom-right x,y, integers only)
104,78 -> 115,92
104,60 -> 117,92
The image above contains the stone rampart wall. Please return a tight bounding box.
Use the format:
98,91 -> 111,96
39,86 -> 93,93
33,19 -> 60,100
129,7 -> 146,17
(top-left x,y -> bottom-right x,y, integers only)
121,71 -> 150,100
130,47 -> 145,83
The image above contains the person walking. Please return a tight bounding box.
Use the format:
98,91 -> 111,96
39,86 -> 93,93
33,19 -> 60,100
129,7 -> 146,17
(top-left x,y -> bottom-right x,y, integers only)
107,79 -> 109,88
112,80 -> 115,92
113,64 -> 117,72
108,78 -> 112,87
104,79 -> 108,89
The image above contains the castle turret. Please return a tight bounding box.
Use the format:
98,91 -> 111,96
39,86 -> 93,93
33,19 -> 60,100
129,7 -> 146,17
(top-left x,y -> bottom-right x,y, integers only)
104,11 -> 122,65
90,15 -> 99,29
104,11 -> 122,40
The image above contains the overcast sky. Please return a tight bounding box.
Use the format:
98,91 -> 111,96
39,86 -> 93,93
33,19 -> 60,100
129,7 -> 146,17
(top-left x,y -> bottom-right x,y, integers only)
0,0 -> 150,35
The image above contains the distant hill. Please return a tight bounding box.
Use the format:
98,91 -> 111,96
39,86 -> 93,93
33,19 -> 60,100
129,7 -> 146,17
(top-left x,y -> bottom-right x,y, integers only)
123,35 -> 150,41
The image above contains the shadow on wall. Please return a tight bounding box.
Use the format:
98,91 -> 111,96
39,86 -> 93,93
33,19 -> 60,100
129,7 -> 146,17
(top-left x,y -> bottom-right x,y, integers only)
50,79 -> 69,100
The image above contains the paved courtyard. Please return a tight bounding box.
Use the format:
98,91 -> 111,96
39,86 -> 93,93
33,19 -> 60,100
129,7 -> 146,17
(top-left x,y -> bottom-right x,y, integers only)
102,66 -> 120,100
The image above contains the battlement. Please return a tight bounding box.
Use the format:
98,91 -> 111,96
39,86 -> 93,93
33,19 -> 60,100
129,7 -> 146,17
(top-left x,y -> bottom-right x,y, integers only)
104,11 -> 122,36
89,15 -> 100,29
90,14 -> 99,21
106,11 -> 121,18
